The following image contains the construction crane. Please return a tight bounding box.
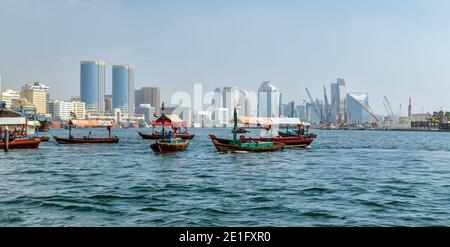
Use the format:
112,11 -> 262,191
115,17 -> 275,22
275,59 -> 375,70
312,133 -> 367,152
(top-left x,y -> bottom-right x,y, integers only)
383,96 -> 397,121
323,86 -> 331,123
354,99 -> 380,123
383,101 -> 392,120
305,88 -> 322,122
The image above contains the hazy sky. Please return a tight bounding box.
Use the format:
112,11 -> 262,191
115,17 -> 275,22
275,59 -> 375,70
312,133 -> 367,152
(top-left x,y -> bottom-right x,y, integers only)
1,0 -> 450,114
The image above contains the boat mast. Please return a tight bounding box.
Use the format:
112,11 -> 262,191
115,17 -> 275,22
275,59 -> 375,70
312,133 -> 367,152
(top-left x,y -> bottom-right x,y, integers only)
233,107 -> 237,144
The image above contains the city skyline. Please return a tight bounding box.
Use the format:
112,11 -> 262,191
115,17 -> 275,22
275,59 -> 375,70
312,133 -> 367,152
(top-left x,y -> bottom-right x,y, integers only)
2,0 -> 450,114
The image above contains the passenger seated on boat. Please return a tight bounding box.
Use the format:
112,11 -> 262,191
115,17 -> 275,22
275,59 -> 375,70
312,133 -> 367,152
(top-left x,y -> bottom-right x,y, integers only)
167,131 -> 174,141
88,131 -> 92,138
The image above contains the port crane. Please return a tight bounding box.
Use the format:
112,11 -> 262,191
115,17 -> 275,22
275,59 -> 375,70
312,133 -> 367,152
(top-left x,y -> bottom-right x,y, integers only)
305,88 -> 322,123
323,86 -> 331,123
354,99 -> 380,123
383,96 -> 397,121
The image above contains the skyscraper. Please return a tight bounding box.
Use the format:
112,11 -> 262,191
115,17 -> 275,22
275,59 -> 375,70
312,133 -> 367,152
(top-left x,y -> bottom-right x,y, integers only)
330,78 -> 347,125
257,81 -> 281,117
80,60 -> 105,113
112,64 -> 135,114
135,87 -> 160,115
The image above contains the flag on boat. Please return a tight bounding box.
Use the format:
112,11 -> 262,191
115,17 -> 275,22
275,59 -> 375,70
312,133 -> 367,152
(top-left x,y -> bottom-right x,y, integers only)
161,102 -> 165,111
70,111 -> 77,119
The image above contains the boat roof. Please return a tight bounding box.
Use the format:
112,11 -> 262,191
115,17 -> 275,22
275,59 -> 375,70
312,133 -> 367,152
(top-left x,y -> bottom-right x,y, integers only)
152,114 -> 186,127
69,119 -> 112,127
0,117 -> 27,126
232,116 -> 310,126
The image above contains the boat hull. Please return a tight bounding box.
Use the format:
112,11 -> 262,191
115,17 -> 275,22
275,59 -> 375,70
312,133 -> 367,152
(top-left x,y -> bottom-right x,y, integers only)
150,140 -> 189,153
278,131 -> 317,139
240,136 -> 313,148
209,135 -> 285,153
0,138 -> 41,149
139,132 -> 195,140
53,136 -> 119,144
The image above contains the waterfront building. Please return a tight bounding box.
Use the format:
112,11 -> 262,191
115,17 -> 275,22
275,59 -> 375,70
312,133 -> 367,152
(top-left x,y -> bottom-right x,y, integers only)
80,60 -> 105,113
104,94 -> 113,113
52,100 -> 72,121
20,83 -> 47,114
135,86 -> 160,115
330,78 -> 347,125
346,93 -> 370,123
31,82 -> 51,113
72,100 -> 86,119
1,90 -> 20,108
135,104 -> 155,123
257,81 -> 281,117
51,100 -> 86,121
112,64 -> 135,114
0,74 -> 2,102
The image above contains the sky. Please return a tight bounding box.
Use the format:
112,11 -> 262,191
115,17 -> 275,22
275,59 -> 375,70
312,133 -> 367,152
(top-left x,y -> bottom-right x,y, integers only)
1,0 -> 450,114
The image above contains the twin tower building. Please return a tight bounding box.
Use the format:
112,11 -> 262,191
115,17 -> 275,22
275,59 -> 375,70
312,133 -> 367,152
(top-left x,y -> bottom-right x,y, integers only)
80,60 -> 135,115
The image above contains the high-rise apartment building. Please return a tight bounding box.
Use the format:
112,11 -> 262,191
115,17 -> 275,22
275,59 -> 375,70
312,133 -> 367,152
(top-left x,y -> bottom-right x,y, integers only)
135,86 -> 160,115
257,81 -> 281,117
80,60 -> 105,113
1,90 -> 20,108
20,84 -> 47,114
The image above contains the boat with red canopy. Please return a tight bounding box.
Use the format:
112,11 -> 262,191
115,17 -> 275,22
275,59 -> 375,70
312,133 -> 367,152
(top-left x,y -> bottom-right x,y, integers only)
150,114 -> 190,153
139,114 -> 194,140
53,119 -> 119,144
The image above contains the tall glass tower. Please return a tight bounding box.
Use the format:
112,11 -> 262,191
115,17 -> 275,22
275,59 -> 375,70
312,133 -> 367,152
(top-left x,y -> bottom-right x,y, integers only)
112,64 -> 135,114
80,60 -> 105,113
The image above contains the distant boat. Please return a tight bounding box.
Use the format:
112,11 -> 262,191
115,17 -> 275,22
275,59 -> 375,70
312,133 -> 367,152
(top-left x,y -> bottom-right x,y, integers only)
278,130 -> 317,139
53,119 -> 119,144
231,127 -> 249,134
53,136 -> 119,144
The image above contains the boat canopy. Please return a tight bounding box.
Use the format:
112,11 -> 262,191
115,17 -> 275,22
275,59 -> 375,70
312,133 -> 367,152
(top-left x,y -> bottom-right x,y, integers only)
0,117 -> 27,126
152,114 -> 186,127
69,119 -> 112,127
27,120 -> 41,127
231,116 -> 310,127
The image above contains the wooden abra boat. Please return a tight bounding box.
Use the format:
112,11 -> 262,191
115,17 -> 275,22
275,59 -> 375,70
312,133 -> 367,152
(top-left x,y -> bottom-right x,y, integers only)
150,112 -> 190,153
209,134 -> 285,153
138,132 -> 194,140
150,139 -> 189,153
139,114 -> 194,140
0,138 -> 41,149
53,136 -> 119,144
239,136 -> 313,148
53,119 -> 119,145
278,130 -> 317,139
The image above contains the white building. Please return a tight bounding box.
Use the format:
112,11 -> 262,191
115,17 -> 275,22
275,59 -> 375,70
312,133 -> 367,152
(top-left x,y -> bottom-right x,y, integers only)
1,90 -> 21,108
346,93 -> 370,123
257,81 -> 281,117
51,100 -> 86,121
135,104 -> 155,123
